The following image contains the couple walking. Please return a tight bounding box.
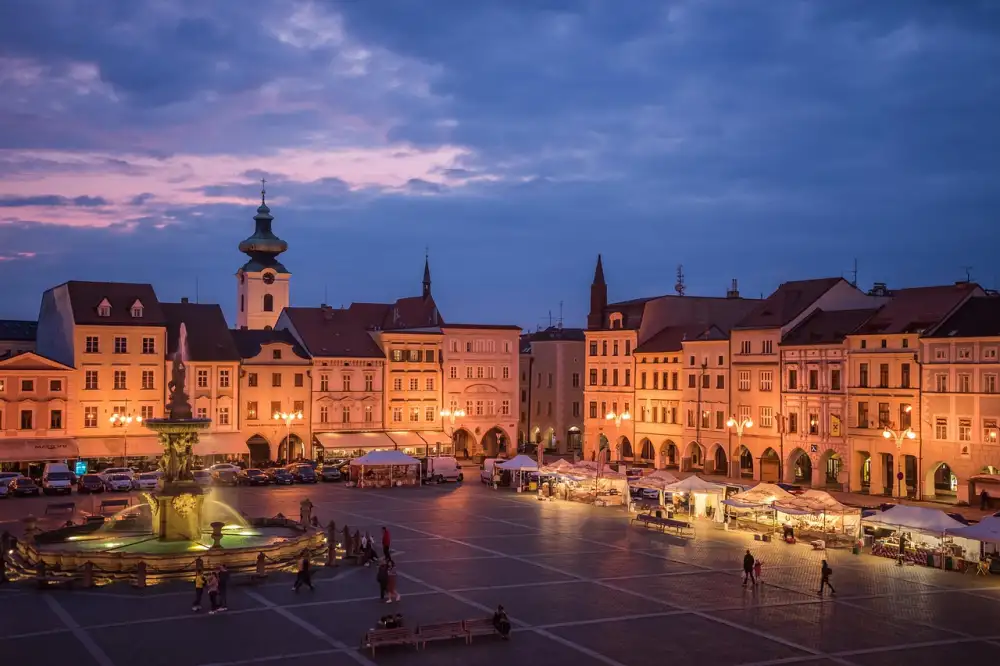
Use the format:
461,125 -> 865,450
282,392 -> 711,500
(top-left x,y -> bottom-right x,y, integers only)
376,557 -> 401,603
192,564 -> 230,614
741,549 -> 762,587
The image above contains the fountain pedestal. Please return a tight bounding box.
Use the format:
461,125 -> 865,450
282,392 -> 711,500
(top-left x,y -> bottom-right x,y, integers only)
156,482 -> 205,542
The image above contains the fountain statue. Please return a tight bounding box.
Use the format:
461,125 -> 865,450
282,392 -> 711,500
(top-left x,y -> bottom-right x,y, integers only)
143,323 -> 211,541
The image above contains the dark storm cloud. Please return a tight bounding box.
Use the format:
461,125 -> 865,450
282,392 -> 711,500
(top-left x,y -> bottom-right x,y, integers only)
0,0 -> 998,326
0,194 -> 109,207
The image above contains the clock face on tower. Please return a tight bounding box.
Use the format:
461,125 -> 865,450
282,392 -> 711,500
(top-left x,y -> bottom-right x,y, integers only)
262,273 -> 275,285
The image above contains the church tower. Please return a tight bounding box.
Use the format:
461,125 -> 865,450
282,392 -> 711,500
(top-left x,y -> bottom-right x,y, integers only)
236,181 -> 289,330
587,254 -> 607,330
422,253 -> 432,300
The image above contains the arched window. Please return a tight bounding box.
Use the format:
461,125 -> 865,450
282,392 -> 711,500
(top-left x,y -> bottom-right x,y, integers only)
263,294 -> 274,312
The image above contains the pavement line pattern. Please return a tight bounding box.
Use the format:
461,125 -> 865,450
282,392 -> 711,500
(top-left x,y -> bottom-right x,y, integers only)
43,595 -> 116,666
244,587 -> 376,666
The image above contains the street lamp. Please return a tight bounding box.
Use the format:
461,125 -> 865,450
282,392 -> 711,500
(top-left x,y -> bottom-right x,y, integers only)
883,424 -> 916,499
605,409 -> 631,427
110,410 -> 142,467
726,416 -> 753,478
439,408 -> 466,456
273,411 -> 303,461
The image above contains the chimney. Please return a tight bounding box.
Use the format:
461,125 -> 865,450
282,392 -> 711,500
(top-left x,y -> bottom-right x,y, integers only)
726,279 -> 740,299
869,282 -> 888,297
180,297 -> 189,304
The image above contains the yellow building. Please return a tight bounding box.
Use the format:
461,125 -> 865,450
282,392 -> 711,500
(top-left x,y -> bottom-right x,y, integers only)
0,351 -> 74,473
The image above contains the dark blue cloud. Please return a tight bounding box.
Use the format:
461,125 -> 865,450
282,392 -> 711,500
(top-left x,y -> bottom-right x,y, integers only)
0,0 -> 998,329
0,195 -> 109,207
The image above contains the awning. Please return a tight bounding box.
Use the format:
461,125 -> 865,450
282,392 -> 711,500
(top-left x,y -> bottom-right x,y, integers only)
77,436 -> 162,458
417,431 -> 451,447
195,433 -> 249,456
385,431 -> 430,450
314,431 -> 396,450
0,438 -> 79,462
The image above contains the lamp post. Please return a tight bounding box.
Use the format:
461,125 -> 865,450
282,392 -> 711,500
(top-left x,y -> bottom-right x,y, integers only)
726,416 -> 753,478
109,409 -> 142,468
273,411 -> 303,461
882,424 -> 915,499
439,408 -> 466,457
604,409 -> 630,468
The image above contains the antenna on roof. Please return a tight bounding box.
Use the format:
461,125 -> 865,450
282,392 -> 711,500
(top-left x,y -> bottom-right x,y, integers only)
195,276 -> 200,304
548,310 -> 553,328
961,266 -> 973,282
675,265 -> 686,297
558,300 -> 563,328
850,258 -> 858,287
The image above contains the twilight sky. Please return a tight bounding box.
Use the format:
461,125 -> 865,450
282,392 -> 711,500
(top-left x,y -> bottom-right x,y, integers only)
1,0 -> 998,329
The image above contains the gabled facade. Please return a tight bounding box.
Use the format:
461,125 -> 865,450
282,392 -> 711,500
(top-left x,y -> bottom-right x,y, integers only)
0,352 -> 75,469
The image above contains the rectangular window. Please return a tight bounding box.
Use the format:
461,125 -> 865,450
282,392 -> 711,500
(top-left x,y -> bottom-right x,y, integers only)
114,336 -> 127,354
958,348 -> 971,360
247,401 -> 258,420
294,373 -> 304,387
408,378 -> 419,391
17,379 -> 33,392
423,406 -> 433,421
762,340 -> 773,354
624,369 -> 631,386
612,341 -> 619,356
740,340 -> 751,354
879,364 -> 889,389
141,370 -> 154,390
760,371 -> 773,392
219,369 -> 230,388
409,349 -> 421,362
958,374 -> 971,393
671,372 -> 679,390
900,404 -> 912,429
601,369 -> 608,385
424,377 -> 433,391
502,366 -> 510,380
364,405 -> 373,422
19,410 -> 32,430
935,374 -> 947,392
392,408 -> 402,423
625,340 -> 631,356
340,406 -> 350,423
984,418 -> 998,443
808,369 -> 818,390
859,363 -> 869,388
365,374 -> 374,391
716,375 -> 725,390
318,406 -> 328,423
85,370 -> 98,390
788,368 -> 798,390
272,349 -> 282,360
788,412 -> 798,433
715,411 -> 724,429
392,377 -> 402,392
589,369 -> 597,386
84,406 -> 98,428
490,400 -> 498,416
589,342 -> 597,356
686,410 -> 695,427
653,373 -> 659,390
738,371 -> 750,391
572,372 -> 580,388
808,414 -> 819,435
878,402 -> 890,427
688,375 -> 696,388
701,410 -> 710,429
502,400 -> 511,416
49,409 -> 62,430
293,400 -> 304,413
900,364 -> 910,389
320,375 -> 329,391
217,407 -> 230,426
465,366 -> 474,379
612,369 -> 619,386
142,337 -> 155,354
140,405 -> 154,420
270,401 -> 281,417
602,341 -> 608,356
272,373 -> 282,388
831,368 -> 841,391
409,407 -> 420,422
934,416 -> 948,440
392,349 -> 403,362
248,373 -> 258,387
738,404 -> 751,421
196,369 -> 209,388
857,402 -> 869,428
589,401 -> 598,419
985,374 -> 998,394
475,400 -> 483,416
113,370 -> 127,390
759,406 -> 773,428
85,336 -> 99,353
959,418 -> 972,442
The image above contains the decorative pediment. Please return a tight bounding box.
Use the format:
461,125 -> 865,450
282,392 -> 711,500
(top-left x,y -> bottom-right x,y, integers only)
97,298 -> 112,317
464,383 -> 500,394
0,352 -> 73,372
130,299 -> 144,318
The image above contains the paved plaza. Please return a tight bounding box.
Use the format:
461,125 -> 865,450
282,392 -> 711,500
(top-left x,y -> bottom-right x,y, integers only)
2,482 -> 1000,666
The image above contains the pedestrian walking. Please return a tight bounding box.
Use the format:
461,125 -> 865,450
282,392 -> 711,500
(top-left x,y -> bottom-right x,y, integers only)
293,555 -> 314,592
818,559 -> 836,596
376,558 -> 389,601
386,558 -> 400,603
207,572 -> 220,614
191,570 -> 205,612
217,564 -> 230,611
742,549 -> 756,587
753,559 -> 762,582
381,526 -> 391,559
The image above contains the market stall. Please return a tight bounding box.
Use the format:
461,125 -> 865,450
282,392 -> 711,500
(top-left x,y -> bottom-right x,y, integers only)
661,475 -> 727,522
947,516 -> 1000,572
537,460 -> 628,505
628,470 -> 679,509
722,483 -> 793,534
497,455 -> 540,491
862,505 -> 978,568
772,490 -> 862,546
349,450 -> 421,488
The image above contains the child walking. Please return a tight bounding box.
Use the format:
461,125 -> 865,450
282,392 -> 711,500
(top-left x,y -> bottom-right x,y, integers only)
191,571 -> 205,612
818,560 -> 836,596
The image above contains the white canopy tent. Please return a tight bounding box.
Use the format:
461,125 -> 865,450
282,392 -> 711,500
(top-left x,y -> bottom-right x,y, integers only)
660,475 -> 726,522
947,516 -> 1000,558
349,450 -> 420,488
773,490 -> 862,537
723,483 -> 792,509
863,505 -> 979,561
497,455 -> 539,471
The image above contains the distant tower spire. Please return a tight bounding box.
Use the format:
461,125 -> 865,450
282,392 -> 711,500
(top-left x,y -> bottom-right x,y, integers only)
675,265 -> 686,297
587,254 -> 608,330
422,249 -> 432,300
260,177 -> 266,205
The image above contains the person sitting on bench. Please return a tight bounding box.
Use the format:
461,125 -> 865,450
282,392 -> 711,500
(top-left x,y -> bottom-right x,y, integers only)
493,604 -> 511,639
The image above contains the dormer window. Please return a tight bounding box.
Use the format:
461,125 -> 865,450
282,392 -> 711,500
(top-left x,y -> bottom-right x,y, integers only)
130,299 -> 144,318
608,313 -> 624,329
97,298 -> 112,318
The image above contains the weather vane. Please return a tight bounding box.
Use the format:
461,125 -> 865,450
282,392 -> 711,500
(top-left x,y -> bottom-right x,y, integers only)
260,177 -> 267,205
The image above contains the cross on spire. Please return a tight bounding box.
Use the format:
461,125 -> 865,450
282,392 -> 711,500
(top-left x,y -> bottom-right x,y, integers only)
260,177 -> 267,205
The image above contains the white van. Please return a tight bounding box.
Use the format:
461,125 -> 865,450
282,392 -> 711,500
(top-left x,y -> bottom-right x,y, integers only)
480,458 -> 504,484
422,456 -> 463,483
42,462 -> 74,495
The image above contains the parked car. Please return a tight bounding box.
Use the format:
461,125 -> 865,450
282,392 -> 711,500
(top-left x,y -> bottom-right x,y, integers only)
422,456 -> 463,483
267,468 -> 295,485
104,474 -> 134,492
192,470 -> 212,487
135,472 -> 161,491
41,463 -> 74,495
288,464 -> 317,483
99,467 -> 134,481
209,463 -> 240,486
77,474 -> 105,494
317,465 -> 342,482
0,482 -> 8,499
8,477 -> 41,497
0,472 -> 24,487
238,468 -> 271,486
480,458 -> 505,483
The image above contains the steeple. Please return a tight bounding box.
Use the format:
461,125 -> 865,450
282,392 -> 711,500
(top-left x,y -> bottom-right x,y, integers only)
238,178 -> 288,273
587,254 -> 608,330
422,250 -> 432,300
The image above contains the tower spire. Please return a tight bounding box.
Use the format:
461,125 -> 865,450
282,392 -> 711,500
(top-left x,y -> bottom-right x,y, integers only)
593,253 -> 606,285
422,248 -> 432,300
587,254 -> 608,330
260,177 -> 266,205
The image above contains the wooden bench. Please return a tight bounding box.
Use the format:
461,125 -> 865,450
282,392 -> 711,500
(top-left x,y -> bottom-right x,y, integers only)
45,502 -> 76,516
361,627 -> 415,656
99,499 -> 130,515
415,621 -> 466,648
464,618 -> 501,643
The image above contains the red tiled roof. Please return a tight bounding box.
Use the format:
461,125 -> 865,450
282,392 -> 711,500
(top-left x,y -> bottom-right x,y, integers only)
282,307 -> 385,358
60,281 -> 166,326
927,296 -> 1000,338
161,302 -> 241,362
854,283 -> 981,335
230,328 -> 310,360
347,296 -> 443,331
781,308 -> 879,346
735,278 -> 845,329
634,324 -> 725,354
440,323 -> 521,331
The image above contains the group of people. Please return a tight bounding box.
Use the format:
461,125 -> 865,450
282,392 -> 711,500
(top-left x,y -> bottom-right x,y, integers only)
378,613 -> 404,629
192,563 -> 230,614
742,548 -> 836,596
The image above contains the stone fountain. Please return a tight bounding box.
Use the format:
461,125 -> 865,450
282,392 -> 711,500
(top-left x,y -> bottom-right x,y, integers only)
143,323 -> 211,541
